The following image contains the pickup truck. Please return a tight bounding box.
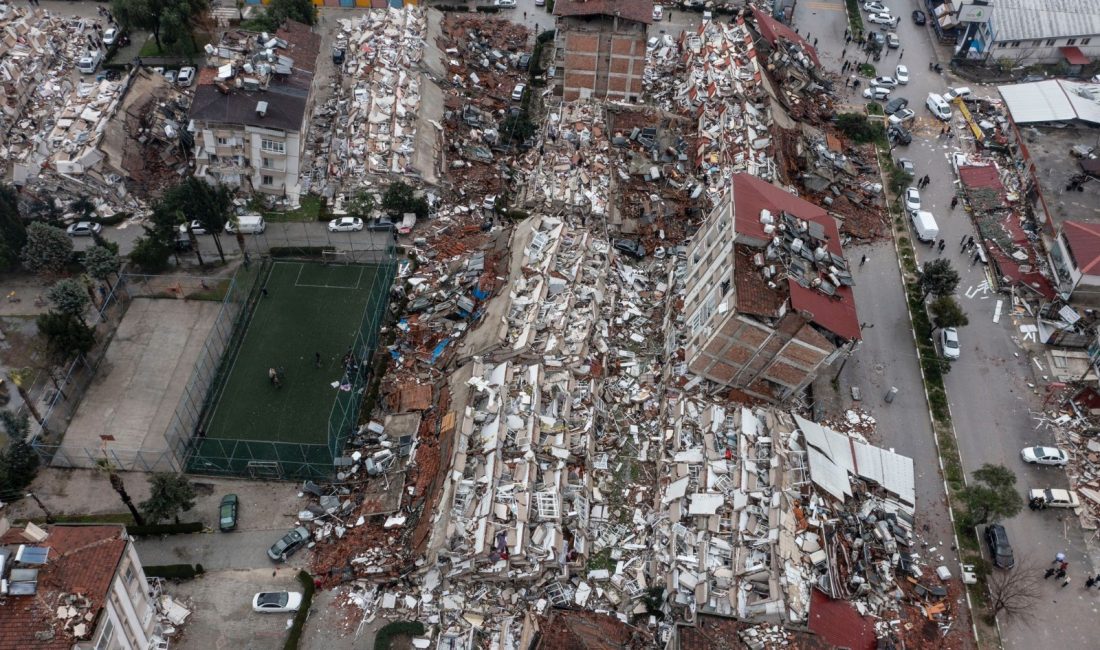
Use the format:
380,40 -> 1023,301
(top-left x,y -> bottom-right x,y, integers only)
1028,488 -> 1080,509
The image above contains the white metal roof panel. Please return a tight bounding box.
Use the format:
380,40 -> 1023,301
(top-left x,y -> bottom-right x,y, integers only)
853,441 -> 916,505
998,80 -> 1077,123
1060,80 -> 1100,125
806,447 -> 851,502
991,0 -> 1100,42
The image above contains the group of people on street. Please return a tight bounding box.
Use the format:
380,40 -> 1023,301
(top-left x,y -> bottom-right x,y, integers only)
1046,553 -> 1100,589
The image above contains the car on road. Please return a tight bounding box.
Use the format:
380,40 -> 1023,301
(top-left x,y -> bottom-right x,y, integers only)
940,327 -> 960,360
493,0 -> 516,7
328,217 -> 364,233
177,66 -> 196,87
927,93 -> 952,120
267,526 -> 311,561
895,64 -> 909,84
863,86 -> 892,100
873,76 -> 898,88
945,86 -> 972,101
77,52 -> 103,75
1028,488 -> 1080,508
868,31 -> 886,47
103,28 -> 120,47
1021,446 -> 1069,466
888,108 -> 916,125
614,239 -> 646,259
896,157 -> 915,176
178,220 -> 208,235
511,83 -> 526,101
219,494 -> 239,532
867,12 -> 899,26
367,217 -> 396,232
887,124 -> 911,145
252,591 -> 303,613
535,0 -> 545,5
66,221 -> 103,237
652,6 -> 663,20
887,32 -> 900,49
984,524 -> 1015,569
912,9 -> 926,24
862,1 -> 888,12
516,53 -> 531,70
332,44 -> 346,65
904,187 -> 921,213
884,97 -> 909,114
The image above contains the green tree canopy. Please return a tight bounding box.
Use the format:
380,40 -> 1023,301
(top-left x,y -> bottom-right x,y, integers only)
112,0 -> 208,52
929,295 -> 970,330
347,189 -> 377,221
381,181 -> 429,219
21,222 -> 73,275
46,278 -> 91,322
0,410 -> 30,442
158,178 -> 233,262
959,463 -> 1023,527
129,232 -> 172,273
83,246 -> 121,282
140,473 -> 197,524
835,113 -> 884,144
69,196 -> 96,220
920,258 -> 960,299
0,438 -> 41,496
0,185 -> 27,271
36,311 -> 96,359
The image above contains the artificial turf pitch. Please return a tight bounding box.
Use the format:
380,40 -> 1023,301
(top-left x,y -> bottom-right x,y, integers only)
203,260 -> 384,445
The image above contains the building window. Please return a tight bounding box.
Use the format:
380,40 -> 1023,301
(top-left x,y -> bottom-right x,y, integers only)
1011,41 -> 1020,47
123,565 -> 136,588
1083,38 -> 1092,45
721,279 -> 731,295
1034,40 -> 1042,47
94,616 -> 114,650
1047,39 -> 1056,46
208,154 -> 217,163
1067,38 -> 1077,46
262,175 -> 274,186
261,139 -> 285,154
262,157 -> 273,168
216,137 -> 228,145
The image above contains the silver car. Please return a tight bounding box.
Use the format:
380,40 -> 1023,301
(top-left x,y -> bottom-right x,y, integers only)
1020,446 -> 1068,466
940,327 -> 960,360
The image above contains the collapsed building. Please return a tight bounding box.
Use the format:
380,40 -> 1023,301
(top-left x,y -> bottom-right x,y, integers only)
553,0 -> 653,103
189,20 -> 321,206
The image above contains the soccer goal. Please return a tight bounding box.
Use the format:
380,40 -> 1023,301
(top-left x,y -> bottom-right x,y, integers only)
322,250 -> 350,266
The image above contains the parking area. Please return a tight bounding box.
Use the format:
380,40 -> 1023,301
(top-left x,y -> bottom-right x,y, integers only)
164,567 -> 305,650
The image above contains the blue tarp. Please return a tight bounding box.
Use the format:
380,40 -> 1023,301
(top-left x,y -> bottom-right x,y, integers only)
430,339 -> 450,364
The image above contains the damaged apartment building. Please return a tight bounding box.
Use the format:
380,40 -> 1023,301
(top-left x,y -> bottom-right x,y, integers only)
189,20 -> 320,206
554,0 -> 653,102
679,172 -> 860,401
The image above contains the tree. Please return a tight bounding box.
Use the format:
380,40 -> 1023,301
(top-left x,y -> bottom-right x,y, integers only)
69,196 -> 96,221
929,295 -> 970,330
347,189 -> 377,221
83,246 -> 121,283
500,113 -> 537,144
0,185 -> 27,271
959,464 -> 1023,527
129,232 -> 172,273
835,112 -> 884,144
159,178 -> 232,263
140,473 -> 196,524
0,438 -> 41,496
96,460 -> 146,526
0,410 -> 29,441
21,222 -> 73,276
920,258 -> 960,299
986,562 -> 1039,624
25,197 -> 62,226
381,181 -> 429,219
112,0 -> 208,53
46,279 -> 91,323
36,311 -> 96,359
250,0 -> 316,31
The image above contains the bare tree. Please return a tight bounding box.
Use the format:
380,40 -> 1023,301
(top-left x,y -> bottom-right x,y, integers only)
987,563 -> 1040,624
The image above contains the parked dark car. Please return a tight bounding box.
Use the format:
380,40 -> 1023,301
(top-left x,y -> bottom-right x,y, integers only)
332,45 -> 346,65
367,217 -> 396,231
912,10 -> 927,25
887,125 -> 912,145
267,526 -> 310,561
219,494 -> 239,532
884,97 -> 909,114
517,53 -> 531,70
614,239 -> 646,259
984,523 -> 1015,569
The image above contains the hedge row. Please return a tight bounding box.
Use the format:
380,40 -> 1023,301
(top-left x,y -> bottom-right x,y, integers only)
144,563 -> 205,579
126,521 -> 204,536
283,571 -> 316,650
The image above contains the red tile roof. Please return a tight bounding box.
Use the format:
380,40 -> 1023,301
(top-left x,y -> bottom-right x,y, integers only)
808,590 -> 877,650
751,7 -> 821,68
1062,220 -> 1100,275
0,526 -> 128,649
734,245 -> 786,317
554,0 -> 654,25
731,173 -> 860,340
957,164 -> 1002,190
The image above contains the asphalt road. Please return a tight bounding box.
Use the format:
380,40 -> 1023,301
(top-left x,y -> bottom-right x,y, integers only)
135,529 -> 312,572
799,0 -> 1100,645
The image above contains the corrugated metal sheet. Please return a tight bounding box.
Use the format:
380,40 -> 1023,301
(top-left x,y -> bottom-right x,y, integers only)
797,415 -> 914,505
992,0 -> 1100,42
998,80 -> 1100,125
807,447 -> 851,502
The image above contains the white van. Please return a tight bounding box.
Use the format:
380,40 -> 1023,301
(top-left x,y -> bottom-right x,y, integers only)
76,51 -> 103,75
926,93 -> 952,121
945,86 -> 972,101
911,210 -> 939,242
225,215 -> 266,234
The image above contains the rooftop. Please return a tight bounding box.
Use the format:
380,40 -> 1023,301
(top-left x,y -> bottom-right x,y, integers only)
1062,221 -> 1100,275
553,0 -> 654,25
750,7 -> 821,68
0,525 -> 128,649
991,0 -> 1100,42
189,20 -> 321,133
1018,124 -> 1100,229
997,80 -> 1100,126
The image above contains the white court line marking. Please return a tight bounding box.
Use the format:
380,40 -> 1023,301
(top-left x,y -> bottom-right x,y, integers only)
993,299 -> 1003,323
293,264 -> 363,290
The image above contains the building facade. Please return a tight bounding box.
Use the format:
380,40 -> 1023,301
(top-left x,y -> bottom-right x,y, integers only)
189,20 -> 320,206
0,522 -> 157,650
553,0 -> 652,103
681,174 -> 859,401
961,0 -> 1100,66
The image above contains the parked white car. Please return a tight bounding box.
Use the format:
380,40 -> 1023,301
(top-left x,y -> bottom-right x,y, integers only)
873,76 -> 899,88
493,0 -> 517,6
867,12 -> 899,26
863,86 -> 892,100
327,217 -> 364,233
862,1 -> 889,12
940,327 -> 960,360
178,220 -> 208,235
895,64 -> 909,84
252,592 -> 303,613
904,187 -> 921,212
66,221 -> 103,237
1020,446 -> 1069,466
889,108 -> 916,125
177,66 -> 196,87
1028,488 -> 1080,509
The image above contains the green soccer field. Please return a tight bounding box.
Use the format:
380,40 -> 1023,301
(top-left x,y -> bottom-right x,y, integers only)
202,261 -> 387,445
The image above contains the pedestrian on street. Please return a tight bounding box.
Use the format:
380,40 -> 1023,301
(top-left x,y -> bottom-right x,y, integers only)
1045,567 -> 1058,579
971,251 -> 980,267
814,38 -> 819,47
1088,575 -> 1097,589
1060,561 -> 1070,572
1093,573 -> 1100,588
846,34 -> 852,44
951,196 -> 959,209
967,235 -> 975,248
938,239 -> 946,252
1056,568 -> 1067,580
960,234 -> 968,245
1062,576 -> 1073,588
860,254 -> 867,268
899,49 -> 904,60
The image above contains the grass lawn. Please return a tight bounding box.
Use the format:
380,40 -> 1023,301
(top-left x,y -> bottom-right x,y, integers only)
138,31 -> 211,58
264,196 -> 325,223
202,261 -> 386,445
